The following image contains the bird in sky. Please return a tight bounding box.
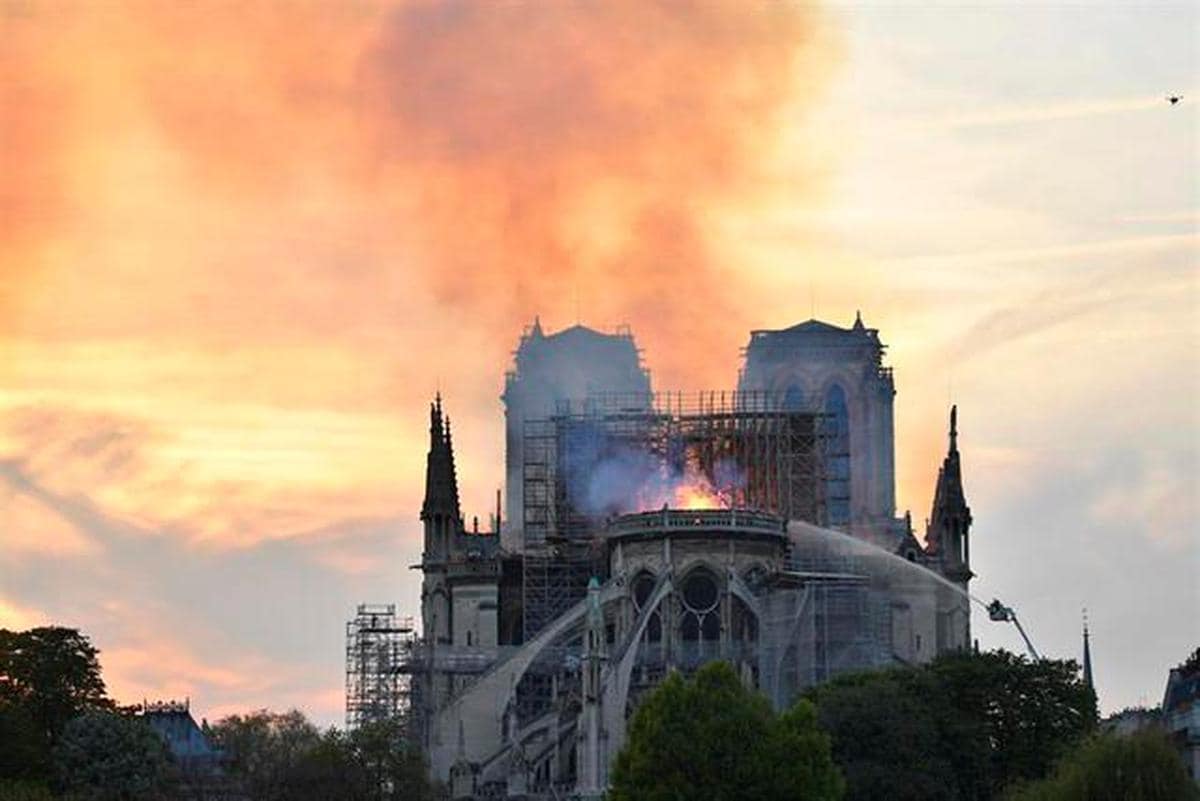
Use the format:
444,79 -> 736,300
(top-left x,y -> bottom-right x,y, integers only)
1167,95 -> 1182,104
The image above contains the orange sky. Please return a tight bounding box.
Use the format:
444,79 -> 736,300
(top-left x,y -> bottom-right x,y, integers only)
2,1 -> 1196,724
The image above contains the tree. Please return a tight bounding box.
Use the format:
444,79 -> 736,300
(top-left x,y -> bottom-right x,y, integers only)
344,717 -> 440,801
0,703 -> 46,782
0,627 -> 112,780
207,710 -> 441,801
283,728 -> 361,801
809,650 -> 1097,801
609,661 -> 844,801
807,668 -> 962,801
1004,729 -> 1199,801
931,650 -> 1096,795
0,780 -> 56,801
206,709 -> 322,801
52,711 -> 176,801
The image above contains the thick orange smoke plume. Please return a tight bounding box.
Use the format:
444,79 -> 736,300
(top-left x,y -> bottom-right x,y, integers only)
363,1 -> 835,387
3,1 -> 835,390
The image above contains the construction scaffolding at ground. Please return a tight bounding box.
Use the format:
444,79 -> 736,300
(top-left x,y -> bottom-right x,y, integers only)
344,604 -> 415,730
521,390 -> 837,641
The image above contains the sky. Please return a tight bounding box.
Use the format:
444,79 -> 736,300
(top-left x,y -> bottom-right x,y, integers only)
1,0 -> 1196,726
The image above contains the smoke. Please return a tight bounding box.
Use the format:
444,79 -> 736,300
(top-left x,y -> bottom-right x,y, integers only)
3,1 -> 835,389
568,436 -> 747,518
360,0 -> 836,387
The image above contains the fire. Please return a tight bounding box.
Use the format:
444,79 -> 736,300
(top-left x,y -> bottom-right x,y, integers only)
627,465 -> 735,512
676,482 -> 720,513
671,477 -> 725,510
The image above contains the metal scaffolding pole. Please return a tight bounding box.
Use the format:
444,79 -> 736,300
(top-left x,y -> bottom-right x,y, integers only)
345,604 -> 415,730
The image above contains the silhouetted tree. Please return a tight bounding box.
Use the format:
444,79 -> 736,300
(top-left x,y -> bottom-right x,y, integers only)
207,710 -> 322,801
0,627 -> 112,780
345,717 -> 440,801
931,650 -> 1097,795
809,650 -> 1098,801
806,667 -> 962,801
52,711 -> 176,801
208,710 -> 440,801
0,780 -> 56,801
610,661 -> 844,801
0,703 -> 46,783
1003,729 -> 1199,801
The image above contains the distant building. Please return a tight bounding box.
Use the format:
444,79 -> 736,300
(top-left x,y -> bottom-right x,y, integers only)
1162,650 -> 1200,783
140,699 -> 223,775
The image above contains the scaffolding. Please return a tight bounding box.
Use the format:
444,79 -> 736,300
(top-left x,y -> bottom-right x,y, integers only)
345,604 -> 415,730
520,391 -> 834,640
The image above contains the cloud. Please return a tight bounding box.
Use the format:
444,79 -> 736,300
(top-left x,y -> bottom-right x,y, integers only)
943,240 -> 1195,363
0,487 -> 98,557
0,465 -> 414,726
1086,453 -> 1197,549
884,232 -> 1197,272
917,96 -> 1166,130
0,402 -> 418,550
0,596 -> 49,631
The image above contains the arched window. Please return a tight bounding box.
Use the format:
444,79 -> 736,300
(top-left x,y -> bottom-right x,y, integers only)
679,569 -> 720,643
824,384 -> 851,526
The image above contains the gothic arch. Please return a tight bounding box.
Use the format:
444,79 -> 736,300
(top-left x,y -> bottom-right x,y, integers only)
630,569 -> 662,643
677,566 -> 721,644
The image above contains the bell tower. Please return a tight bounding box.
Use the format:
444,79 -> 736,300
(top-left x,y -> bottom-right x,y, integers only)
421,395 -> 462,648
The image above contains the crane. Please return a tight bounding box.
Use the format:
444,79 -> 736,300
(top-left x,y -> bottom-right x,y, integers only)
987,598 -> 1041,660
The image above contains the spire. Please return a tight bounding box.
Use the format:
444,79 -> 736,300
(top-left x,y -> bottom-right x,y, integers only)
531,315 -> 543,338
421,395 -> 461,522
925,406 -> 971,582
1082,610 -> 1094,692
853,310 -> 865,331
430,394 -> 443,437
949,404 -> 958,454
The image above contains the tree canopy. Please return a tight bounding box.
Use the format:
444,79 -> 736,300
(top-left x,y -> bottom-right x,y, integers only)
609,661 -> 844,801
52,712 -> 175,801
0,628 -> 112,781
808,650 -> 1098,801
206,709 -> 322,800
206,710 -> 440,801
1004,729 -> 1199,801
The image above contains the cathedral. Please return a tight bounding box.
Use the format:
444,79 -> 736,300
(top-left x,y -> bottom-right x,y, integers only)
410,314 -> 973,800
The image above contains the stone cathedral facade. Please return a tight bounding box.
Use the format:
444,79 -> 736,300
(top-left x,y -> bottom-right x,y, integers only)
409,314 -> 973,800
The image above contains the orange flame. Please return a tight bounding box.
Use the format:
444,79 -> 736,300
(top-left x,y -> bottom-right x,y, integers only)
673,482 -> 724,510
630,467 -> 730,512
